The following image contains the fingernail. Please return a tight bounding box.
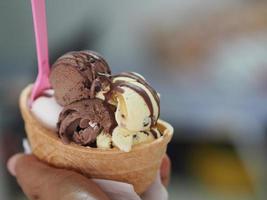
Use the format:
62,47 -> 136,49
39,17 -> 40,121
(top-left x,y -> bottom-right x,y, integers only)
7,154 -> 24,176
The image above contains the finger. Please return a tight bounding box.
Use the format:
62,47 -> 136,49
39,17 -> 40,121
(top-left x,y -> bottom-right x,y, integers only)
7,153 -> 110,200
160,154 -> 171,187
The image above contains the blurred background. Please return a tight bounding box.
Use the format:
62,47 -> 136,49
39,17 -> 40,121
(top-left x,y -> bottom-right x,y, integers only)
1,0 -> 267,199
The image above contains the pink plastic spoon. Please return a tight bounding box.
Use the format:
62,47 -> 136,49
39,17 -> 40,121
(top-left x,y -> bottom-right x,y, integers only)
29,0 -> 50,105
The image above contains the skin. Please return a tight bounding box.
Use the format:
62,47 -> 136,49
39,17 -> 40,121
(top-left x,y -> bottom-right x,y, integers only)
7,153 -> 170,200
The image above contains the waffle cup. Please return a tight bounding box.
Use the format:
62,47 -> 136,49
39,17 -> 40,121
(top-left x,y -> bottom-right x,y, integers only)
19,85 -> 173,194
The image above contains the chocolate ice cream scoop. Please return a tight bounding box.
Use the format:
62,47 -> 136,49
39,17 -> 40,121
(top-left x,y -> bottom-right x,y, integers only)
58,98 -> 117,146
50,51 -> 111,106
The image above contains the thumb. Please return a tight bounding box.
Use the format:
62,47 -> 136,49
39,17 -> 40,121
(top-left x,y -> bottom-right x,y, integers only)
7,153 -> 110,200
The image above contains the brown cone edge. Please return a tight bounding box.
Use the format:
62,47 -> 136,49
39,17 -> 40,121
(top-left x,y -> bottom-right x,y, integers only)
19,85 -> 173,194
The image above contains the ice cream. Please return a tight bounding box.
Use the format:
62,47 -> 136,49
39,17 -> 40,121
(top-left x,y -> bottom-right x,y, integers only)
110,72 -> 160,131
31,89 -> 62,130
102,72 -> 161,151
58,98 -> 116,145
50,50 -> 111,106
112,127 -> 161,152
40,50 -> 162,152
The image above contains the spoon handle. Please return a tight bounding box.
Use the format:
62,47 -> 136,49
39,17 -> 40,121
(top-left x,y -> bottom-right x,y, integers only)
29,0 -> 50,105
31,0 -> 50,76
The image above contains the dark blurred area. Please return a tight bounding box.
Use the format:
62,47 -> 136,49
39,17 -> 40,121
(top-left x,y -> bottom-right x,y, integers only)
1,0 -> 267,199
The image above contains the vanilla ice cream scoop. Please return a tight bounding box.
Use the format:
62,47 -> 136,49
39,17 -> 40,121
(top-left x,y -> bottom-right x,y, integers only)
112,126 -> 161,152
109,72 -> 160,132
96,132 -> 112,149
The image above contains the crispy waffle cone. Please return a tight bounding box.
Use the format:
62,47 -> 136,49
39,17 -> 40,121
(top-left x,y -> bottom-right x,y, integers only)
19,85 -> 173,194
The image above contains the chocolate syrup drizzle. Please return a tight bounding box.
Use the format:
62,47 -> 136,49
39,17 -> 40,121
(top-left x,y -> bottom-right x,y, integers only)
141,129 -> 158,139
150,129 -> 158,138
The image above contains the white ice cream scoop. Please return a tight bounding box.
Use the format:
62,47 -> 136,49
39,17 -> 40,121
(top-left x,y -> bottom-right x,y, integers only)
112,73 -> 160,132
31,89 -> 63,130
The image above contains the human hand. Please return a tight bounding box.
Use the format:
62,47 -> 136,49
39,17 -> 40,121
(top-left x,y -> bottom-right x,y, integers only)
7,153 -> 171,200
7,154 -> 110,200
